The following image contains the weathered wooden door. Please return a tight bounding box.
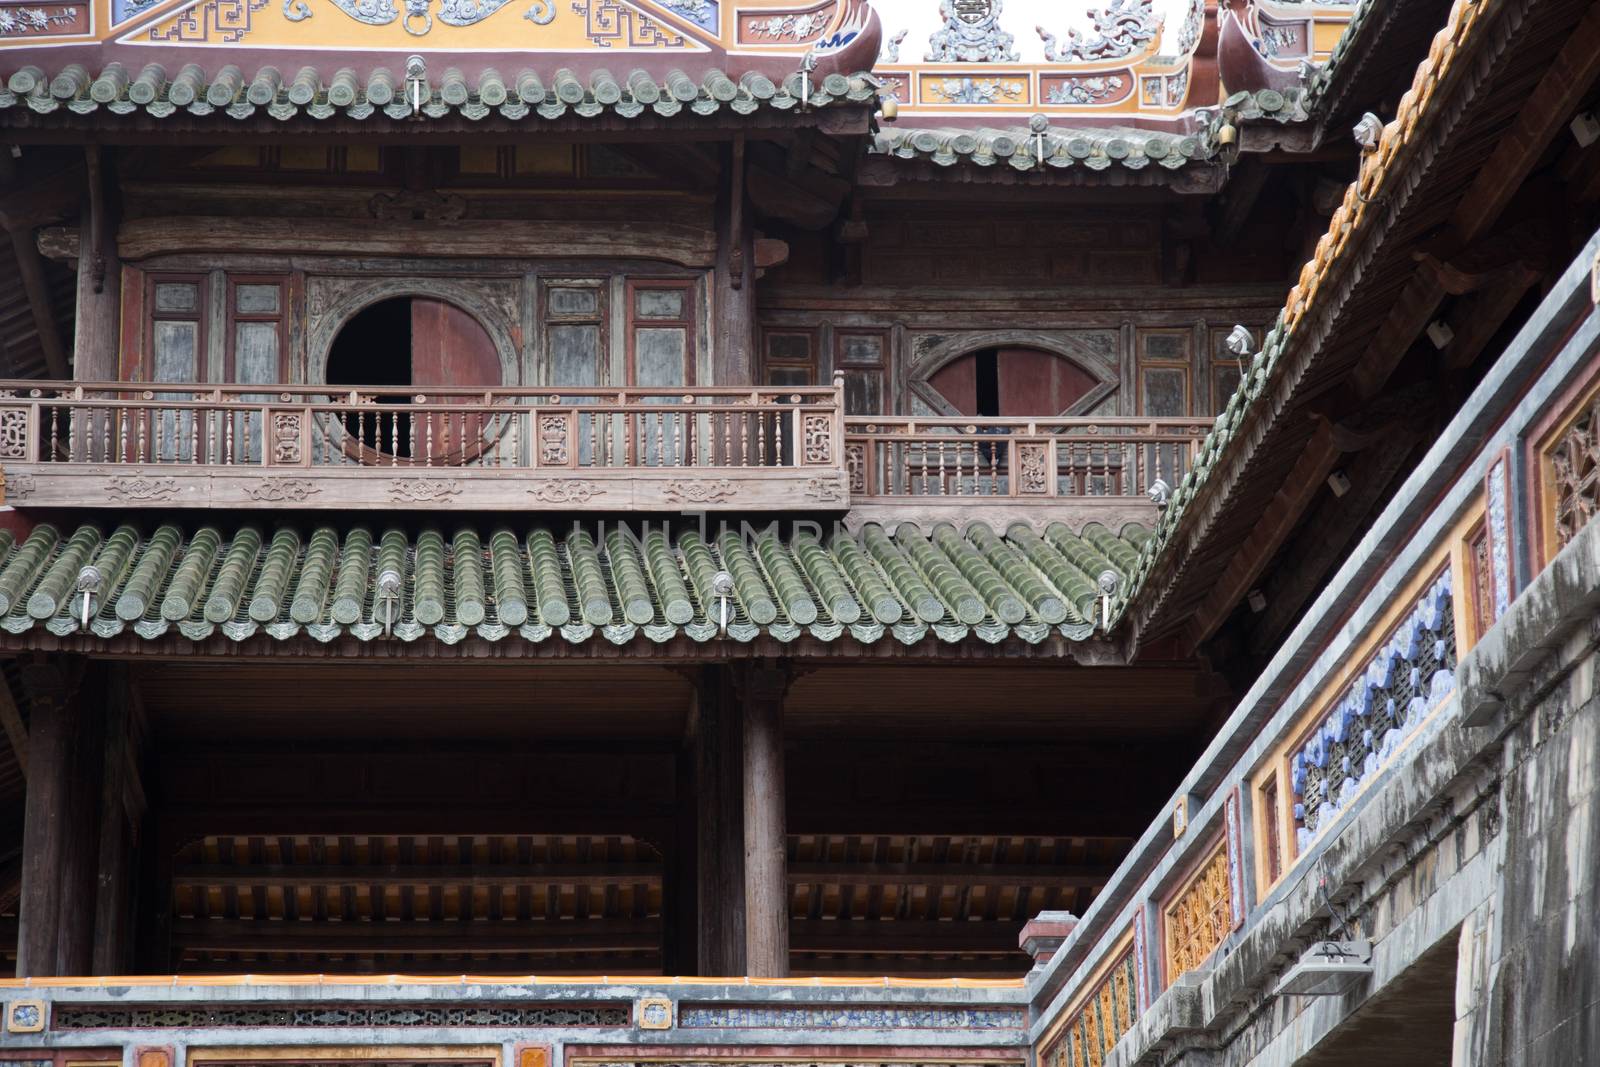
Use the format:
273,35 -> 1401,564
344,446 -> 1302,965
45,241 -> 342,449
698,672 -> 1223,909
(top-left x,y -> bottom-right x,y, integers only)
409,298 -> 501,463
628,282 -> 695,465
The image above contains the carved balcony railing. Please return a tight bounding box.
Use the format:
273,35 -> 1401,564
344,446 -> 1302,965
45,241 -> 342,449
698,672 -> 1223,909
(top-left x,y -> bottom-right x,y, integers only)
0,382 -> 849,510
843,417 -> 1208,516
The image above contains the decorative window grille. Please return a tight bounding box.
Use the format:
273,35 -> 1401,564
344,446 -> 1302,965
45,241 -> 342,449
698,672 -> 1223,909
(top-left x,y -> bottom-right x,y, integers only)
1549,392 -> 1600,552
1042,944 -> 1139,1067
1289,568 -> 1456,852
1162,842 -> 1232,984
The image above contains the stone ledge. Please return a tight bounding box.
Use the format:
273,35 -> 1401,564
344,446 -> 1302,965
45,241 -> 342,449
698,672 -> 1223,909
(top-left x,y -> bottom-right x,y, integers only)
1458,515 -> 1600,727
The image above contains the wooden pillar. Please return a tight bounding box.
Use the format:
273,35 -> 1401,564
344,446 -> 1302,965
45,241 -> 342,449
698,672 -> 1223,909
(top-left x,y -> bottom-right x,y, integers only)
55,664 -> 105,975
92,663 -> 140,975
713,136 -> 756,386
14,658 -> 100,976
741,663 -> 788,978
695,665 -> 745,975
73,147 -> 120,382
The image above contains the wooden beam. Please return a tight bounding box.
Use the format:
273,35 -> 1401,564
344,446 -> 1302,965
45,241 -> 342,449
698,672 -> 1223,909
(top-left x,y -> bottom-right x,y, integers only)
169,917 -> 660,954
789,918 -> 1024,954
741,663 -> 788,978
0,674 -> 26,779
171,862 -> 665,887
1183,421 -> 1339,650
6,226 -> 69,379
1447,2 -> 1600,249
787,861 -> 1118,888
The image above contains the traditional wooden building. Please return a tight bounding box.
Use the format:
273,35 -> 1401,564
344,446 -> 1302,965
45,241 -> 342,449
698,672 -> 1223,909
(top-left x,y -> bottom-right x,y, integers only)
0,0 -> 1598,1061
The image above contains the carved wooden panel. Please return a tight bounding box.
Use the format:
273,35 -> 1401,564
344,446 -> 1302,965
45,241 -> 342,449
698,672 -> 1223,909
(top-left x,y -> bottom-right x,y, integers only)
1550,391 -> 1600,552
1162,840 -> 1231,983
1042,942 -> 1139,1067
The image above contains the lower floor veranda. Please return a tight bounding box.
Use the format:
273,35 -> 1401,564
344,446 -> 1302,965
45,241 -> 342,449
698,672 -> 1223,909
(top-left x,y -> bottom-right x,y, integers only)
0,655 -> 1222,981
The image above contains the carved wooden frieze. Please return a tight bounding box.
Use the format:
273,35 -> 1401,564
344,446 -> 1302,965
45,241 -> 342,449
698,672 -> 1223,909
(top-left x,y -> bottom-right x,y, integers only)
527,479 -> 603,503
662,478 -> 736,503
389,478 -> 462,502
244,477 -> 321,501
106,474 -> 180,500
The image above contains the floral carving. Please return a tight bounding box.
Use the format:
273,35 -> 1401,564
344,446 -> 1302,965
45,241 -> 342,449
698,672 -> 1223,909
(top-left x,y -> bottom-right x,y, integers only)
538,413 -> 572,466
802,412 -> 834,465
1045,75 -> 1126,105
107,475 -> 180,500
845,442 -> 867,494
1017,443 -> 1050,495
802,475 -> 847,502
244,478 -> 321,502
1164,844 -> 1232,981
927,77 -> 1024,105
0,5 -> 81,35
0,407 -> 28,459
527,479 -> 603,503
389,478 -> 461,502
270,411 -> 304,464
662,479 -> 736,504
2,472 -> 36,501
369,190 -> 468,221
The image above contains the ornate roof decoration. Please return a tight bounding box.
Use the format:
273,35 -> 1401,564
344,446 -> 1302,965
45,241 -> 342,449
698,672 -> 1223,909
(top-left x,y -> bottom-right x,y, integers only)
1037,0 -> 1159,64
924,0 -> 1016,63
0,60 -> 875,121
0,519 -> 1149,650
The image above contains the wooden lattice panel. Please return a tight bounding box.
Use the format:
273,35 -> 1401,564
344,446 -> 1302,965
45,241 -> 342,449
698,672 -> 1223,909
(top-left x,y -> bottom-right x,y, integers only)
1162,842 -> 1232,983
1040,944 -> 1139,1067
1550,392 -> 1600,551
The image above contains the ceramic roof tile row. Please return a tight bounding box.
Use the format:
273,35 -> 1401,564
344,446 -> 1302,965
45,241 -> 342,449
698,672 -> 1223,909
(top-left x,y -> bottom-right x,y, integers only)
0,64 -> 875,122
1113,0 -> 1505,625
871,86 -> 1313,173
0,520 -> 1149,648
872,122 -> 1207,172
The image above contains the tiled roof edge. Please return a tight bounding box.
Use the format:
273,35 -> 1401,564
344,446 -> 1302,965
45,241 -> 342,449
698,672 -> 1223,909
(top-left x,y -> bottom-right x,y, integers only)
1113,0 -> 1505,634
0,64 -> 877,123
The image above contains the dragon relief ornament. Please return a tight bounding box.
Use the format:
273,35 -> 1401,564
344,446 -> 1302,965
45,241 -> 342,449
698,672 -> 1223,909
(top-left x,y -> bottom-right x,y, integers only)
925,0 -> 1017,63
1038,0 -> 1158,62
283,0 -> 553,34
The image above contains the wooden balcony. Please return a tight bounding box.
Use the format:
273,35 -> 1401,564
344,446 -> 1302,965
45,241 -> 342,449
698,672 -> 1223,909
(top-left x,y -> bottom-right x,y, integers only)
0,382 -> 1209,517
0,381 -> 849,511
842,416 -> 1206,527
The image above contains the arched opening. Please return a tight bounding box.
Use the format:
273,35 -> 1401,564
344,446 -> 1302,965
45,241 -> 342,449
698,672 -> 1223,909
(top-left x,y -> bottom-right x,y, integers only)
325,296 -> 502,463
927,345 -> 1098,418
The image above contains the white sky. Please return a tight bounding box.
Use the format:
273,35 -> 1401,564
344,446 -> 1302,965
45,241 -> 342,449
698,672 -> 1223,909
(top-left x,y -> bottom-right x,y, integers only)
870,0 -> 1197,64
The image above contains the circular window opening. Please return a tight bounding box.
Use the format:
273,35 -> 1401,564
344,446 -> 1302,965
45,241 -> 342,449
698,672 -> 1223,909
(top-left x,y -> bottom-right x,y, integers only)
325,295 -> 502,464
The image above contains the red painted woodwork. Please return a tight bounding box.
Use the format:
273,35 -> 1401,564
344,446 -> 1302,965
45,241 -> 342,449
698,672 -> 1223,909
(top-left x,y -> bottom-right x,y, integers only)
929,356 -> 978,416
929,347 -> 1096,417
410,297 -> 501,462
996,347 -> 1096,417
411,298 -> 500,389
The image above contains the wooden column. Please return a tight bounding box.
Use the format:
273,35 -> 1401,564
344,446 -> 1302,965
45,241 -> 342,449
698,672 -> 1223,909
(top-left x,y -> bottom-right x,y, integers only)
695,665 -> 745,975
92,664 -> 141,975
73,147 -> 120,382
741,663 -> 788,978
713,136 -> 756,386
15,658 -> 95,977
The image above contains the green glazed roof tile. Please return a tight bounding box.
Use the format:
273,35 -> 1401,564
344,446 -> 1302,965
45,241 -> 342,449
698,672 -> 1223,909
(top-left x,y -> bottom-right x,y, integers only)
0,520 -> 1149,649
